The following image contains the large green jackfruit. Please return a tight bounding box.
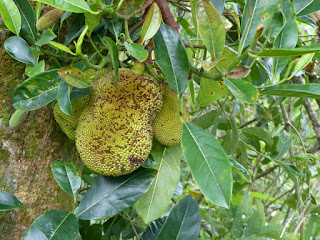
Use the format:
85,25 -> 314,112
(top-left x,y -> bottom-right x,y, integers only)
75,68 -> 163,176
53,69 -> 107,140
153,84 -> 190,146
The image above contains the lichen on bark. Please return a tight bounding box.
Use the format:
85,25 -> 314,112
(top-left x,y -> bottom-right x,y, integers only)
0,32 -> 76,239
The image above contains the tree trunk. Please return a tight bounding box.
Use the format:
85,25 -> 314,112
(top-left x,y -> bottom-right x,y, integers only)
0,31 -> 75,239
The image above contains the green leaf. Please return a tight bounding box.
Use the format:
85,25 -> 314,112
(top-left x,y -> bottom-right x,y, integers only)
298,0 -> 320,16
251,44 -> 320,57
242,127 -> 273,148
35,28 -> 57,46
156,196 -> 201,240
48,41 -> 76,55
141,3 -> 162,43
229,159 -> 252,183
140,218 -> 166,240
4,36 -> 35,64
288,53 -> 314,79
13,70 -> 60,110
0,191 -> 24,211
245,200 -> 265,236
276,131 -> 292,158
196,0 -> 225,60
192,110 -> 218,129
273,0 -> 298,76
124,42 -> 148,62
33,0 -> 95,14
154,24 -> 189,94
224,78 -> 259,104
25,60 -> 45,77
51,161 -> 81,199
77,168 -> 156,220
22,210 -> 79,240
103,37 -> 119,82
13,0 -> 36,41
57,79 -> 72,116
135,144 -> 181,224
58,66 -> 91,88
0,0 -> 21,35
182,122 -> 232,208
197,79 -> 228,106
239,0 -> 279,53
276,161 -> 303,184
65,13 -> 85,45
261,84 -> 320,98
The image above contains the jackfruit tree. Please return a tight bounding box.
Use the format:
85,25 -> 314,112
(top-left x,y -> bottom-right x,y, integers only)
1,0 -> 320,239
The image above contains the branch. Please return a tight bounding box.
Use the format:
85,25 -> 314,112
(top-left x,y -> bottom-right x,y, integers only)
252,165 -> 279,182
126,0 -> 154,21
156,0 -> 179,32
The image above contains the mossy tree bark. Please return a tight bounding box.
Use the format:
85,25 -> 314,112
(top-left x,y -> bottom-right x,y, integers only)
0,31 -> 75,239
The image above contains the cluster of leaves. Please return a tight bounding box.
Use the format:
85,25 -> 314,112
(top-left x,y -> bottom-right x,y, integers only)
1,0 -> 320,239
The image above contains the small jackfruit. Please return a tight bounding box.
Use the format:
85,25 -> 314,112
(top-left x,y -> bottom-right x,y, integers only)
53,68 -> 107,140
36,9 -> 64,31
152,84 -> 190,146
75,68 -> 163,176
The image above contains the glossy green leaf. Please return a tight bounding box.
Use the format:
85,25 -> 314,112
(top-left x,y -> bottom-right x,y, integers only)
0,191 -> 24,210
33,0 -> 95,14
224,78 -> 259,104
156,196 -> 201,240
273,0 -> 298,76
103,37 -> 119,82
210,0 -> 225,15
269,12 -> 284,39
58,66 -> 91,88
51,161 -> 81,199
35,28 -> 56,46
294,0 -> 313,14
251,44 -> 320,57
13,0 -> 36,41
85,11 -> 102,34
124,42 -> 148,62
140,218 -> 166,240
25,60 -> 45,77
141,3 -> 162,43
261,84 -> 320,98
22,210 -> 79,240
48,41 -> 76,55
229,118 -> 239,155
57,79 -> 72,116
65,13 -> 85,45
196,0 -> 225,60
13,70 -> 60,110
154,24 -> 189,94
242,127 -> 273,148
76,25 -> 88,55
298,0 -> 320,16
197,78 -> 228,106
239,0 -> 278,53
182,122 -> 232,208
77,168 -> 156,220
229,159 -> 252,183
135,144 -> 181,224
288,53 -> 314,79
4,36 -> 35,64
0,0 -> 21,35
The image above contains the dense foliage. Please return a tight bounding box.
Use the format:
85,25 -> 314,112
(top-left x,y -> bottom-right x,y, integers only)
1,0 -> 320,239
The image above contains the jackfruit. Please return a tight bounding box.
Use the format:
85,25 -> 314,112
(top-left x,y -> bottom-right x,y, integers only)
36,9 -> 64,31
53,69 -> 107,140
152,84 -> 190,146
75,68 -> 163,176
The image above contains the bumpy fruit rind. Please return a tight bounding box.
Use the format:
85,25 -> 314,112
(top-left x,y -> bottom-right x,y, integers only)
53,69 -> 107,140
152,84 -> 190,146
75,68 -> 163,177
